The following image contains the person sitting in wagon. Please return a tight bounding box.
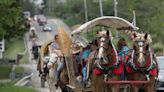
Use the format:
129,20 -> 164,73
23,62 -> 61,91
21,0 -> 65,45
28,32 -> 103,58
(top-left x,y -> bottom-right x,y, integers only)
73,42 -> 91,82
74,43 -> 87,77
81,45 -> 91,82
117,37 -> 130,80
117,37 -> 130,62
71,42 -> 83,76
82,40 -> 98,86
47,34 -> 65,86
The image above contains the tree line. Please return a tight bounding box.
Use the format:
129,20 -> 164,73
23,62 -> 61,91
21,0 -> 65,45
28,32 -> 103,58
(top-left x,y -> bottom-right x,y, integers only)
43,0 -> 164,53
0,0 -> 163,53
0,0 -> 23,39
0,0 -> 36,40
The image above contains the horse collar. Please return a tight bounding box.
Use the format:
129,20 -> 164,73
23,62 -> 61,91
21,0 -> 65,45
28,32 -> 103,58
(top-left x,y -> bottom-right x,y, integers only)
129,49 -> 154,73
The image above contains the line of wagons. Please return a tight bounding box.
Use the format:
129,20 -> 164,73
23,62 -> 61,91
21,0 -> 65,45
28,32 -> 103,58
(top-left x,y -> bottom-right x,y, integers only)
37,16 -> 158,92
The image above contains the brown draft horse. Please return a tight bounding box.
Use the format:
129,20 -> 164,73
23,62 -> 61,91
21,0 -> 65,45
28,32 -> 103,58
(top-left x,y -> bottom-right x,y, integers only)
126,32 -> 158,92
91,30 -> 123,92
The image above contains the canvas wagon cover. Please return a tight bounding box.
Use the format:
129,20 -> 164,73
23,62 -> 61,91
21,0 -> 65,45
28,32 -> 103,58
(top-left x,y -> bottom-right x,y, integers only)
71,16 -> 139,35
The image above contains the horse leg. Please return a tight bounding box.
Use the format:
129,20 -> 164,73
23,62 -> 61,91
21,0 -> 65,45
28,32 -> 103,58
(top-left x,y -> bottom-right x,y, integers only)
91,73 -> 98,92
130,84 -> 139,92
92,73 -> 105,92
145,76 -> 156,92
145,84 -> 155,92
111,84 -> 120,92
111,75 -> 120,92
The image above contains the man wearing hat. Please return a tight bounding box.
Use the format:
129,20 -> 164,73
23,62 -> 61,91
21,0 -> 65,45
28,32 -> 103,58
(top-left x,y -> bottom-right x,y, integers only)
71,42 -> 84,77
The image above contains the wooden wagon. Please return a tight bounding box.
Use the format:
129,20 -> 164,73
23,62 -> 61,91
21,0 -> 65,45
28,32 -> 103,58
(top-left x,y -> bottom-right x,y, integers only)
38,16 -> 156,92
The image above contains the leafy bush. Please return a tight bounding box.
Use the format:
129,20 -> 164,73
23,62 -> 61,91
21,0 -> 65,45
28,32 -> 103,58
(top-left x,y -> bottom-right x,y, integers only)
152,42 -> 164,54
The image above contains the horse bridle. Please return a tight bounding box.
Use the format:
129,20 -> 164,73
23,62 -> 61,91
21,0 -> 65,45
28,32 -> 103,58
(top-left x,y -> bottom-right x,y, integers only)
94,36 -> 119,75
134,40 -> 148,55
94,36 -> 111,63
129,46 -> 154,77
97,36 -> 110,49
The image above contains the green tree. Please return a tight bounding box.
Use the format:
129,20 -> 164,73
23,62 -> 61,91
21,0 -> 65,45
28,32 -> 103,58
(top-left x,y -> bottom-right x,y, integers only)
0,0 -> 24,39
22,0 -> 37,16
43,0 -> 164,49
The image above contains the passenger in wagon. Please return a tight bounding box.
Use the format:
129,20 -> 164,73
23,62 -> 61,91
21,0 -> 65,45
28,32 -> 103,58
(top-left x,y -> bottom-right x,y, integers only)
117,37 -> 130,61
82,40 -> 98,86
71,42 -> 83,76
81,45 -> 91,82
117,37 -> 130,80
74,42 -> 92,83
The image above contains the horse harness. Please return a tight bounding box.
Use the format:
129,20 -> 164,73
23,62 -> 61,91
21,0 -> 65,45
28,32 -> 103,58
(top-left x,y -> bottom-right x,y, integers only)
127,49 -> 157,79
93,37 -> 120,81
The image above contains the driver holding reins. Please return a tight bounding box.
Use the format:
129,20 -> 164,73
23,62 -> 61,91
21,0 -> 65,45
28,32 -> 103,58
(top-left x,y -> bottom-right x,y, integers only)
47,34 -> 65,87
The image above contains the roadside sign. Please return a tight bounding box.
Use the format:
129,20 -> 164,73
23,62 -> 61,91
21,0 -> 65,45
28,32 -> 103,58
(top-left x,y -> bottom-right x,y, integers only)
0,38 -> 5,59
0,38 -> 5,52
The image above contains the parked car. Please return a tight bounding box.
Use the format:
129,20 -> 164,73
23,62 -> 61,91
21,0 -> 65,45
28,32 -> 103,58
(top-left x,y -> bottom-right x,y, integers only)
23,11 -> 31,18
43,24 -> 52,32
156,56 -> 164,91
37,15 -> 47,26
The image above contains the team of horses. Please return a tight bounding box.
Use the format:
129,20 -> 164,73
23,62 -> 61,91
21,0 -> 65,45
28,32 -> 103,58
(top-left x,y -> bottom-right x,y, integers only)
42,29 -> 158,92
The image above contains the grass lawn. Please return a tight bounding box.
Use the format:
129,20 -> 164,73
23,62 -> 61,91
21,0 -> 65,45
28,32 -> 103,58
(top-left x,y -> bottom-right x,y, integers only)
3,38 -> 29,64
15,67 -> 24,74
20,52 -> 29,64
3,38 -> 25,59
0,65 -> 12,79
0,82 -> 38,92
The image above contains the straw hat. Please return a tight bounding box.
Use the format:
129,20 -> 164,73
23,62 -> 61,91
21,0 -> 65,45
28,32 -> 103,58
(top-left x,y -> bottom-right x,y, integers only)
71,42 -> 84,54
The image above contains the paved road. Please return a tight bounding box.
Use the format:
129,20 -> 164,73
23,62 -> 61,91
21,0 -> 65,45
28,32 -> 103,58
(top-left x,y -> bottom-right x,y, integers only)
25,18 -> 72,92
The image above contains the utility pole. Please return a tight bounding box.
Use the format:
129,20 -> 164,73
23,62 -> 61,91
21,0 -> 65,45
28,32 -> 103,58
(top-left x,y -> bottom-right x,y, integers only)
99,0 -> 103,17
114,0 -> 118,17
99,0 -> 104,31
51,0 -> 54,13
114,0 -> 118,40
48,0 -> 51,14
84,0 -> 88,22
132,10 -> 136,27
50,0 -> 54,15
47,0 -> 53,15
